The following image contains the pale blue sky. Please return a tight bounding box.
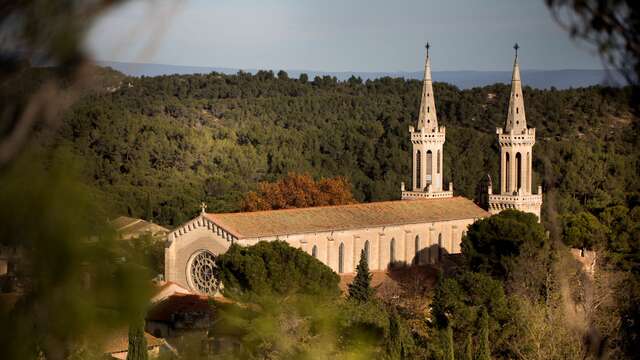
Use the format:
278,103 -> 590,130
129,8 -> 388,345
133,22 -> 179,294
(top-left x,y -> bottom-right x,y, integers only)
86,0 -> 604,72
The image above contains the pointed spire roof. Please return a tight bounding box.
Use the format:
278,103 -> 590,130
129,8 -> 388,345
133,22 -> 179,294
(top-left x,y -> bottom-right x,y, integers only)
505,43 -> 527,133
417,43 -> 438,131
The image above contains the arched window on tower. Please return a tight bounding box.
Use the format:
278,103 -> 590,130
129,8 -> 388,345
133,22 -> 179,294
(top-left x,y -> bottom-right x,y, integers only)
338,243 -> 344,273
526,152 -> 531,192
516,152 -> 522,191
437,150 -> 441,174
426,150 -> 433,184
312,245 -> 318,258
416,151 -> 421,189
414,235 -> 420,265
390,238 -> 396,265
364,240 -> 370,263
505,152 -> 511,193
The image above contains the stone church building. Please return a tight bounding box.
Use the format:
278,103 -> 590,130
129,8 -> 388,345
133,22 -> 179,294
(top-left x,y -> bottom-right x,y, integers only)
164,46 -> 542,295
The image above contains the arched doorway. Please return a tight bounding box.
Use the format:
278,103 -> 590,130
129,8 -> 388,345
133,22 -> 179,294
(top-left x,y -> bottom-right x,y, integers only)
312,245 -> 318,258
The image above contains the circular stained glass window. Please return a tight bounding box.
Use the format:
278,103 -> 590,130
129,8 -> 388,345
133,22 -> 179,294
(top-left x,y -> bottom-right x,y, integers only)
188,251 -> 219,295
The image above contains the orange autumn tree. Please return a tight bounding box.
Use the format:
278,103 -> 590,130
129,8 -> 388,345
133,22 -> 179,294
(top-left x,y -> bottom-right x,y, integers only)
241,173 -> 356,211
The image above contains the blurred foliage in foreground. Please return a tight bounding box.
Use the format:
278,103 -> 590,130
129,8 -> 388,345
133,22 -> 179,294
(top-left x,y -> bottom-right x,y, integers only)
211,240 -> 414,359
0,149 -> 151,359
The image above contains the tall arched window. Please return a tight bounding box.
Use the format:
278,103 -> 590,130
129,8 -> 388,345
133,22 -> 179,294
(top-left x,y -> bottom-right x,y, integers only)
516,152 -> 522,191
312,245 -> 318,258
426,150 -> 433,184
505,152 -> 511,192
414,235 -> 420,265
390,238 -> 396,264
338,243 -> 344,273
526,152 -> 530,192
364,240 -> 370,263
438,233 -> 443,261
437,150 -> 441,174
416,151 -> 421,189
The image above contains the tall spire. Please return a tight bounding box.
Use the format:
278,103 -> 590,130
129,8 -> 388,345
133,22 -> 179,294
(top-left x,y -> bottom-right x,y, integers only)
417,42 -> 438,131
505,43 -> 527,133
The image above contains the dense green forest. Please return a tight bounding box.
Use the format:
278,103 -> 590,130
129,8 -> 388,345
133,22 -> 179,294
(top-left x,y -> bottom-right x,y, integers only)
3,58 -> 640,360
37,68 -> 635,229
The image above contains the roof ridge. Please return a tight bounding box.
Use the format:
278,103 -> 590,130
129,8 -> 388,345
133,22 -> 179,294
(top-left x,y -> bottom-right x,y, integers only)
206,196 -> 467,217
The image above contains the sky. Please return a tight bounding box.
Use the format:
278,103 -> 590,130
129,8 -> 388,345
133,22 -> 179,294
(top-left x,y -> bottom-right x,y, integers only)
85,0 -> 604,72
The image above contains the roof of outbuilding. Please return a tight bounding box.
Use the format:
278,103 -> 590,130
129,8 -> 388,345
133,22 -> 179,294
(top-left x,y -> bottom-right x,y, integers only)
204,197 -> 488,239
109,216 -> 169,240
103,329 -> 164,354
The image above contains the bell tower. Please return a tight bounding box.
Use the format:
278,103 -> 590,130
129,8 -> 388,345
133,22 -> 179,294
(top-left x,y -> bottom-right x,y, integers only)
402,43 -> 453,200
488,44 -> 543,219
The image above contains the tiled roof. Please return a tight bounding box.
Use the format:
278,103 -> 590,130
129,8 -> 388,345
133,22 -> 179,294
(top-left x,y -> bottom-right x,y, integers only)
109,216 -> 169,240
205,197 -> 488,239
146,293 -> 233,322
103,329 -> 164,354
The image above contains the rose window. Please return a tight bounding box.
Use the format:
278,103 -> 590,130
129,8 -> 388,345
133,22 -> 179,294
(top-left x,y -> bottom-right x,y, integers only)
188,251 -> 219,295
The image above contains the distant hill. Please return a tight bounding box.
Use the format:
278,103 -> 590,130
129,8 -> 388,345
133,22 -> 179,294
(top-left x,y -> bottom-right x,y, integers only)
98,61 -> 625,90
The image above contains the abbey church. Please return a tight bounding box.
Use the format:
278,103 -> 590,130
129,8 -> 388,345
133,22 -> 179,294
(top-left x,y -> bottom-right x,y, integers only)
164,46 -> 543,295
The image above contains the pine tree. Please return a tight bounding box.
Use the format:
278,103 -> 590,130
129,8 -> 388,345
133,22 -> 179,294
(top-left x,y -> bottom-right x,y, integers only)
348,249 -> 373,302
446,325 -> 455,360
127,318 -> 148,360
476,308 -> 491,360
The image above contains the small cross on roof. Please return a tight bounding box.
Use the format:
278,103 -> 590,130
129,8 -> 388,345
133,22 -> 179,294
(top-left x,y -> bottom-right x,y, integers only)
200,202 -> 207,214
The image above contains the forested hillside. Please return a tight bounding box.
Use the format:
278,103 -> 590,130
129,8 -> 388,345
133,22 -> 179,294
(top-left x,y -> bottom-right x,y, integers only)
48,69 -> 637,231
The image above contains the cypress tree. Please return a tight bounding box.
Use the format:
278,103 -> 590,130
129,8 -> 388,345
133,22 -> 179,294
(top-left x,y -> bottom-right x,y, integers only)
464,332 -> 473,360
476,308 -> 491,360
127,318 -> 148,360
446,325 -> 455,360
348,249 -> 373,302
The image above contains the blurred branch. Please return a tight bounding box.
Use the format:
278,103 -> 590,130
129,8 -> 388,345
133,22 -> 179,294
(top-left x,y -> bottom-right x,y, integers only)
546,0 -> 640,86
0,0 -> 125,167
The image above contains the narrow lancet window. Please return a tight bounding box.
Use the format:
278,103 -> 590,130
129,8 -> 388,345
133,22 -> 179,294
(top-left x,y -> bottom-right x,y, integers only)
364,240 -> 370,263
426,150 -> 433,184
416,151 -> 421,189
390,238 -> 396,264
338,243 -> 344,273
516,152 -> 522,191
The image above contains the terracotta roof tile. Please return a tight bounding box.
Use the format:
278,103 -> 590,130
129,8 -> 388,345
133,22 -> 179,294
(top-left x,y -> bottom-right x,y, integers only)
103,329 -> 164,354
205,197 -> 487,239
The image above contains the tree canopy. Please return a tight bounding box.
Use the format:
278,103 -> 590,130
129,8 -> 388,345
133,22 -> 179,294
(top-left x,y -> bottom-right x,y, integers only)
461,210 -> 548,281
214,240 -> 340,300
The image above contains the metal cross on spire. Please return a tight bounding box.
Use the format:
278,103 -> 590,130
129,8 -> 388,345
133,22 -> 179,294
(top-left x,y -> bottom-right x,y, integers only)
425,42 -> 430,57
514,42 -> 519,59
